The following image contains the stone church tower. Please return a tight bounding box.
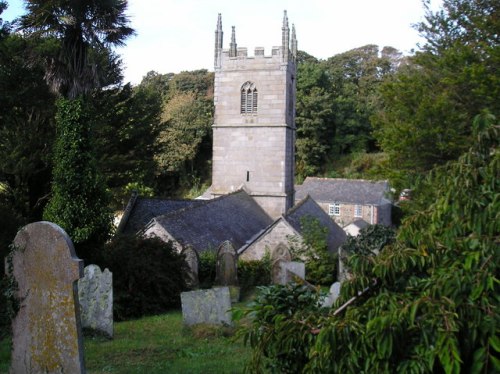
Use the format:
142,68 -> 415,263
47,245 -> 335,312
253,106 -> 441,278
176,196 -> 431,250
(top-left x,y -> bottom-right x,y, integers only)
211,11 -> 297,219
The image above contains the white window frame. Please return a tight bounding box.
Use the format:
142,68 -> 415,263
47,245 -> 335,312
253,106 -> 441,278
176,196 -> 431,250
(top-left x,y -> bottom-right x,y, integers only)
354,204 -> 363,218
329,203 -> 340,216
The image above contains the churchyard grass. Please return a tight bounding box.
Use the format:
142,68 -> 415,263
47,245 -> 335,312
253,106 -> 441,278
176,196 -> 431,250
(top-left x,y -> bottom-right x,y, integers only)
0,308 -> 251,374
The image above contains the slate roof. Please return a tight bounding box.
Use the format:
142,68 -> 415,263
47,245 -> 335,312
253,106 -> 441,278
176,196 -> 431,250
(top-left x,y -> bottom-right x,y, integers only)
118,195 -> 202,235
295,177 -> 391,205
149,190 -> 273,253
284,196 -> 347,252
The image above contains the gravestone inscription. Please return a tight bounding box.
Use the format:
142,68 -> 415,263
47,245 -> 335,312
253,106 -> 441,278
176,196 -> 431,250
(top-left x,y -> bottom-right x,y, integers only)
7,221 -> 85,374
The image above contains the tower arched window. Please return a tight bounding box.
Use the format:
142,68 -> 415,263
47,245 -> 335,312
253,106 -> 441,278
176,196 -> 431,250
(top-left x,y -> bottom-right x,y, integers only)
240,81 -> 258,114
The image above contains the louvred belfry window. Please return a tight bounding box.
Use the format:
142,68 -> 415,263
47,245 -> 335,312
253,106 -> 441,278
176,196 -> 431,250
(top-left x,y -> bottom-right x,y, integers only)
241,81 -> 258,114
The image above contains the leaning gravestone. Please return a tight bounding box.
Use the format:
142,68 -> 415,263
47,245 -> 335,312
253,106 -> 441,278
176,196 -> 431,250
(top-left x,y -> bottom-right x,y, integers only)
78,264 -> 113,338
180,287 -> 232,326
7,221 -> 85,374
215,241 -> 238,287
273,261 -> 306,285
181,246 -> 199,289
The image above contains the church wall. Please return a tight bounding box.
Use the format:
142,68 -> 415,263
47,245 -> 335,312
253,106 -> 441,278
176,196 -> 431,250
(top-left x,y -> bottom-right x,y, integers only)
239,219 -> 301,261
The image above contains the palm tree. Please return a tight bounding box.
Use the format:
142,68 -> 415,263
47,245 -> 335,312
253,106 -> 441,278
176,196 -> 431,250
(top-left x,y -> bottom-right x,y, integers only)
18,0 -> 134,260
19,0 -> 134,98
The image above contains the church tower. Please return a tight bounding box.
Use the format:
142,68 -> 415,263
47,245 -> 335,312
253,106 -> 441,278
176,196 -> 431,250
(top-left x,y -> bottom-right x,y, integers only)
211,11 -> 297,219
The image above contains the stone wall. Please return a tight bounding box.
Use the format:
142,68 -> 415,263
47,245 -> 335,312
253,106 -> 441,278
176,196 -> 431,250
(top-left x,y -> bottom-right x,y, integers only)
239,219 -> 299,261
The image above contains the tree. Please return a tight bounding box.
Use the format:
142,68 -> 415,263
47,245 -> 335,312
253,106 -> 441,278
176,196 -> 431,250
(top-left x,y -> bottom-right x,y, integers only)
295,56 -> 335,179
325,45 -> 402,155
155,69 -> 214,195
18,0 -> 134,258
374,0 -> 500,190
239,114 -> 499,373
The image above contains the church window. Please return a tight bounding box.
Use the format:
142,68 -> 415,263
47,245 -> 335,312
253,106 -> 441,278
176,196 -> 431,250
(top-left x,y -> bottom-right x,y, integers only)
241,81 -> 258,114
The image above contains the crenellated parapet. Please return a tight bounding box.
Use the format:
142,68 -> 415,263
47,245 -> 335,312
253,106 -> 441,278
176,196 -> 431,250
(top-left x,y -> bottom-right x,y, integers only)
214,10 -> 297,70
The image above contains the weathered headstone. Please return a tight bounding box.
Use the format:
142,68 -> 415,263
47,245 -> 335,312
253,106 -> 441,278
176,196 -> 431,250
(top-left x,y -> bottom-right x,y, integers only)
337,247 -> 350,283
215,241 -> 238,286
181,246 -> 199,289
322,282 -> 341,308
180,287 -> 232,326
6,221 -> 85,374
273,261 -> 306,285
271,243 -> 292,284
78,264 -> 113,338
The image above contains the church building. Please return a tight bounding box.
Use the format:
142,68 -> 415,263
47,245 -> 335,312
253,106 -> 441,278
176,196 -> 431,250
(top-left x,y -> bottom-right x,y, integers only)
117,12 -> 347,259
210,11 -> 297,219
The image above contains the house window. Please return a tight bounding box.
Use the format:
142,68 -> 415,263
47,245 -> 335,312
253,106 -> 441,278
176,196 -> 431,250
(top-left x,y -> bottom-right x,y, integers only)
241,81 -> 257,114
329,203 -> 340,216
354,204 -> 363,217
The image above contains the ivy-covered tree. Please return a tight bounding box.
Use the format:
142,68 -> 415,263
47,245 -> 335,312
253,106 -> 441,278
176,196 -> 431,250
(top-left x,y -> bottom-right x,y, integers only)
18,0 -> 134,259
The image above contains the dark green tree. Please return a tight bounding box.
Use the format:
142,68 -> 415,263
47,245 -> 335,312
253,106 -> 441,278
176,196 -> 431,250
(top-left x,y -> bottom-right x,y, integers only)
374,0 -> 500,190
295,55 -> 335,179
18,0 -> 134,259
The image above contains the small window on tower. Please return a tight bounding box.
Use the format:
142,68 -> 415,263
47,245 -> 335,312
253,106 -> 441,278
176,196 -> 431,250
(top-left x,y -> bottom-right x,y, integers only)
241,81 -> 257,114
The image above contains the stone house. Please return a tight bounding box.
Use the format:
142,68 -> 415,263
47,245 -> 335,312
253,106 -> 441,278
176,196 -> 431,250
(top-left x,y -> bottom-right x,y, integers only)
295,177 -> 392,228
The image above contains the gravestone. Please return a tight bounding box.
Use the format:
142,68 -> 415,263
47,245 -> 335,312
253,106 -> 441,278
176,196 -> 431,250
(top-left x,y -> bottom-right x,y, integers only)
181,246 -> 199,289
273,261 -> 306,285
78,264 -> 113,338
215,241 -> 238,286
322,282 -> 341,308
337,247 -> 350,283
7,221 -> 85,374
180,287 -> 232,326
271,243 -> 292,283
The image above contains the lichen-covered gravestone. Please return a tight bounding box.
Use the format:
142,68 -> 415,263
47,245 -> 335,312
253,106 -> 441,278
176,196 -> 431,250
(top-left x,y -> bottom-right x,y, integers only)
6,221 -> 85,374
180,287 -> 232,326
215,241 -> 238,286
78,264 -> 113,338
181,246 -> 199,289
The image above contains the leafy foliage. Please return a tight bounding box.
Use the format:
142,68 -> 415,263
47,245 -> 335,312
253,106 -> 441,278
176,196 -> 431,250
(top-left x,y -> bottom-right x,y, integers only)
241,115 -> 499,374
236,283 -> 324,373
289,216 -> 336,285
97,235 -> 188,321
19,0 -> 134,98
373,0 -> 500,190
198,250 -> 217,289
43,97 -> 113,257
238,255 -> 272,294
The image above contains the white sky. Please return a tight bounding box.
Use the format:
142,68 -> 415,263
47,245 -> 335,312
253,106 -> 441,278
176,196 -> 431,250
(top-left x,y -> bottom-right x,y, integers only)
3,0 -> 443,85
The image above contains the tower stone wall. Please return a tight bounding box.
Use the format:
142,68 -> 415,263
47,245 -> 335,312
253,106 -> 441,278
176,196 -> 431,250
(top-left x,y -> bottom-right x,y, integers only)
211,12 -> 297,219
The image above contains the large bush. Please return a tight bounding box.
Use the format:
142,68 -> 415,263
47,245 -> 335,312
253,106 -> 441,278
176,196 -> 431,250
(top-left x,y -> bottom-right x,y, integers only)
98,235 -> 188,321
240,116 -> 499,373
238,255 -> 272,294
236,283 -> 325,373
198,250 -> 216,289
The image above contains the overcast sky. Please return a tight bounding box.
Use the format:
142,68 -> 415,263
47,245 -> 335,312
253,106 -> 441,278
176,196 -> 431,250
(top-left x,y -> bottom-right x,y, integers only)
3,0 -> 443,85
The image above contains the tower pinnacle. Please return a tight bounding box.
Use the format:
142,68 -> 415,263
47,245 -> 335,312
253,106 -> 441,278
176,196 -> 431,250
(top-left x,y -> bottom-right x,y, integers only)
214,13 -> 223,68
282,10 -> 290,62
230,26 -> 237,57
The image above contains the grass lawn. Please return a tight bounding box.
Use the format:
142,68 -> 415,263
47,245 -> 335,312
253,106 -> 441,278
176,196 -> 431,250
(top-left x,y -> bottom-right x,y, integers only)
0,309 -> 251,374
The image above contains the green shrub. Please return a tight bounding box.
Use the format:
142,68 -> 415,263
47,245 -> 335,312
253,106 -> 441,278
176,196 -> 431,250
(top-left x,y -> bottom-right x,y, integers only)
97,235 -> 188,321
238,255 -> 272,294
198,250 -> 216,289
236,283 -> 325,373
290,216 -> 337,285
